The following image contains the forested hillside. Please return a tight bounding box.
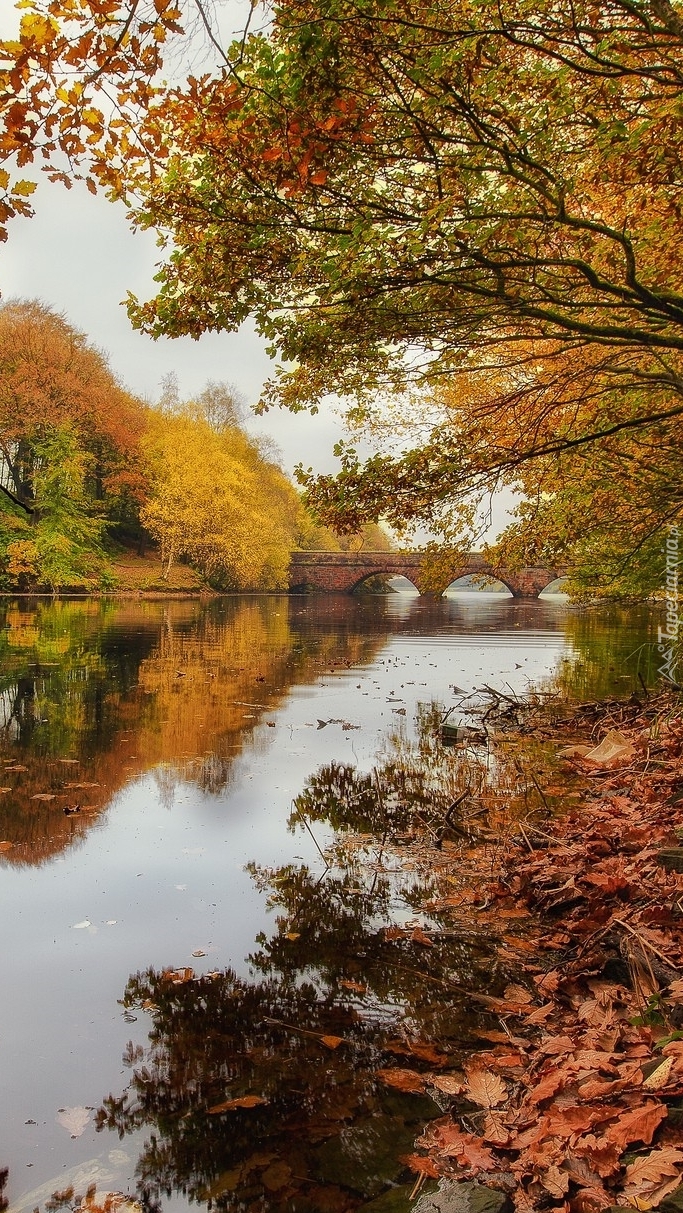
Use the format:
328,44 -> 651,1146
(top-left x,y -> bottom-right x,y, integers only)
0,300 -> 390,593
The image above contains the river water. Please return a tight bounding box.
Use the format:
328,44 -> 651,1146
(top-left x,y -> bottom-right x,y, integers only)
0,593 -> 661,1213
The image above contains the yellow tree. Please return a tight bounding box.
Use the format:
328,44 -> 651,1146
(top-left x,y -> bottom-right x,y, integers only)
141,410 -> 299,590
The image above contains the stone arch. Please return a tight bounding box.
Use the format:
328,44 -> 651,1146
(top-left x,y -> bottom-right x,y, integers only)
443,573 -> 514,597
349,568 -> 422,595
538,576 -> 569,596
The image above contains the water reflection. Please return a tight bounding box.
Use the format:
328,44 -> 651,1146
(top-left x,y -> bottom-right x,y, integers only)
91,710 -> 571,1212
0,593 -> 660,1213
0,598 -> 397,865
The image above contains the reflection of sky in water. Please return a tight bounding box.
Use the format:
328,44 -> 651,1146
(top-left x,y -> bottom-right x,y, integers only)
0,592 -> 596,1208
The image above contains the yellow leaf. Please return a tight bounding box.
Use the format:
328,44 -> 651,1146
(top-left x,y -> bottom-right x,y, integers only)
11,180 -> 37,197
0,170 -> 9,190
643,1056 -> 674,1090
19,12 -> 58,44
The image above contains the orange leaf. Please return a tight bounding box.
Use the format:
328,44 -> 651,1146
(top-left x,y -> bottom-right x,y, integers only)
603,1101 -> 667,1150
319,1035 -> 344,1050
464,1060 -> 507,1108
375,1068 -> 425,1094
398,1153 -> 440,1178
621,1146 -> 683,1203
207,1095 -> 266,1113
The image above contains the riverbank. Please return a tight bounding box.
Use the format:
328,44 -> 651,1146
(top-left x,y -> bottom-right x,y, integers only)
390,689 -> 683,1211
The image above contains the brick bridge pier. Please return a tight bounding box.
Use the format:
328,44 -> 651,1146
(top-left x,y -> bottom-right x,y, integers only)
288,551 -> 565,599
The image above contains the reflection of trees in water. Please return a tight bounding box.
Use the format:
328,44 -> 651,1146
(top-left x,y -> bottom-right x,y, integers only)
0,597 -> 394,865
89,658 -> 579,1211
98,853 -> 501,1211
547,603 -> 662,701
96,716 -> 516,1210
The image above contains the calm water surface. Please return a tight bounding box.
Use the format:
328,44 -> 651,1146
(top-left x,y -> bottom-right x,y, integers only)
0,593 -> 660,1213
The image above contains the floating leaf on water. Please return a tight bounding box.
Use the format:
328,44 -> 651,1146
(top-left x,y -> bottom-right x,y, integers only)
0,840 -> 13,851
207,1095 -> 266,1113
192,949 -> 207,957
56,1106 -> 90,1137
4,765 -> 27,772
375,1068 -> 426,1094
72,919 -> 91,929
163,967 -> 194,984
0,787 -> 13,793
339,979 -> 367,994
319,1035 -> 345,1050
31,793 -> 57,801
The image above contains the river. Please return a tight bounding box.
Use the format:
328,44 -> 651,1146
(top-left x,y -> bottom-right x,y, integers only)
0,593 -> 662,1213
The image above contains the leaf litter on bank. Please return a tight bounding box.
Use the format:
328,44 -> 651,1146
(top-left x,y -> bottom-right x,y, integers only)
381,691 -> 683,1210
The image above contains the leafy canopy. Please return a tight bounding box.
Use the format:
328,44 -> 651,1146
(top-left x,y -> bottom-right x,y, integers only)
118,0 -> 683,594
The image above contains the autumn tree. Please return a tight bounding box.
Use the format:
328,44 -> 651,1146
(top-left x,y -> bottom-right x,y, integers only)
141,405 -> 303,589
112,0 -> 683,592
0,299 -> 148,588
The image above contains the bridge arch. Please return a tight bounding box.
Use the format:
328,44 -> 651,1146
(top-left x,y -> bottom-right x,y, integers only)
350,571 -> 421,595
538,576 -> 569,596
443,574 -> 514,597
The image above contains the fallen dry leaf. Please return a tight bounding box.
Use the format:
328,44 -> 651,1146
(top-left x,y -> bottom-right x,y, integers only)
464,1060 -> 507,1108
207,1095 -> 266,1113
429,1074 -> 466,1096
582,730 -> 636,768
603,1101 -> 668,1150
620,1146 -> 683,1205
319,1034 -> 345,1050
0,840 -> 13,851
504,983 -> 534,1004
375,1068 -> 426,1094
483,1111 -> 512,1146
642,1056 -> 674,1090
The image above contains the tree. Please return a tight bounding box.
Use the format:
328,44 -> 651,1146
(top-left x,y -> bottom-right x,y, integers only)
125,0 -> 683,411
0,300 -> 148,588
0,299 -> 147,513
141,406 -> 301,588
116,0 -> 683,590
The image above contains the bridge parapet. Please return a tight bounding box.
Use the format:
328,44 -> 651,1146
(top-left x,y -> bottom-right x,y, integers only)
289,551 -> 565,599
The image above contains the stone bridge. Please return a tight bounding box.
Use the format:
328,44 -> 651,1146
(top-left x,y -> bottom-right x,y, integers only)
289,551 -> 565,599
